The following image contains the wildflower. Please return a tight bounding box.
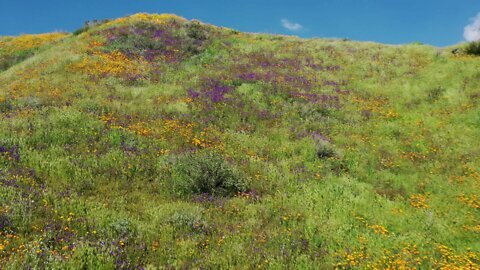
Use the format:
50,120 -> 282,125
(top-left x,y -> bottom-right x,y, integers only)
188,88 -> 200,99
409,194 -> 429,208
368,225 -> 389,235
459,195 -> 480,209
0,33 -> 67,54
152,241 -> 159,251
192,138 -> 202,146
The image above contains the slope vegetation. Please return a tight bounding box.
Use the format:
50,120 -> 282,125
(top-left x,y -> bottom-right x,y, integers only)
0,14 -> 479,269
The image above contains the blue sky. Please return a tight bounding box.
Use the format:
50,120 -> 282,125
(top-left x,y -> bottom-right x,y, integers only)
1,0 -> 480,46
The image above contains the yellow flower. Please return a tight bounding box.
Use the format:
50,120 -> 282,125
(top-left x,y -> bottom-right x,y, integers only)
409,194 -> 429,208
0,33 -> 67,54
369,224 -> 389,235
192,138 -> 202,146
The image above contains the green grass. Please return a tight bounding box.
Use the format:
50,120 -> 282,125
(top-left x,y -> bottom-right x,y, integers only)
0,13 -> 479,269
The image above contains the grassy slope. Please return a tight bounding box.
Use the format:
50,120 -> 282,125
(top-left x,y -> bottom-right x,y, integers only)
0,14 -> 479,269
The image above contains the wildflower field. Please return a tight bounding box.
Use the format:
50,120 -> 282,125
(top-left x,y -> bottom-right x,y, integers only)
0,14 -> 479,269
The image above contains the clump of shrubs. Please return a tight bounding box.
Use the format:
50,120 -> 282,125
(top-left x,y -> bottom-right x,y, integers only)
172,151 -> 247,197
98,20 -> 211,63
185,21 -> 210,54
464,41 -> 480,56
186,20 -> 209,42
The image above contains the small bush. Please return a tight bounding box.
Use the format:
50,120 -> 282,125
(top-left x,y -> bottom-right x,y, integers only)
107,218 -> 136,239
168,211 -> 206,233
316,140 -> 338,159
464,41 -> 480,56
426,87 -> 445,102
186,21 -> 209,41
172,151 -> 247,197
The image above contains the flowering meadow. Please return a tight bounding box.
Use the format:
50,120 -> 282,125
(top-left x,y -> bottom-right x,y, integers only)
0,13 -> 479,269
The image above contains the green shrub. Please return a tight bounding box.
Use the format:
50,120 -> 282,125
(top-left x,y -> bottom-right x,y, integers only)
107,218 -> 136,239
18,96 -> 43,109
168,211 -> 206,233
172,151 -> 247,196
464,41 -> 480,56
426,87 -> 446,102
316,140 -> 338,159
186,21 -> 209,41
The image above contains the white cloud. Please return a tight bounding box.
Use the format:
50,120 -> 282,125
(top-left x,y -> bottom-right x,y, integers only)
281,19 -> 303,31
464,13 -> 480,41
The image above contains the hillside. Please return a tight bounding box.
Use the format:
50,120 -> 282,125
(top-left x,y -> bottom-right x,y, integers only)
0,13 -> 479,269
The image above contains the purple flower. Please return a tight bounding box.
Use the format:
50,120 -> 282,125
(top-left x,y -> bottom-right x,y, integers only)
0,178 -> 20,189
191,80 -> 234,104
188,88 -> 201,99
132,27 -> 146,36
238,73 -> 260,81
144,49 -> 158,62
324,81 -> 339,86
206,84 -> 232,103
0,144 -> 20,162
163,37 -> 177,46
153,30 -> 165,38
107,35 -> 118,42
